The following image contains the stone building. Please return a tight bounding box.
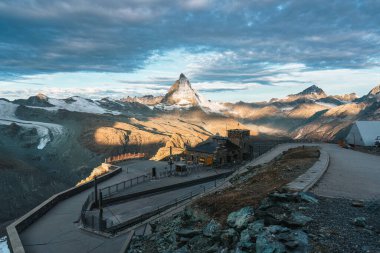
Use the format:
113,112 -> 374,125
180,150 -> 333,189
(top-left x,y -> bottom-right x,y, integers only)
185,136 -> 241,166
227,129 -> 252,159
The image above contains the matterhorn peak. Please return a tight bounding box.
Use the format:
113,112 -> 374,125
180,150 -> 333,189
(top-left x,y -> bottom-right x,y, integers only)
179,73 -> 187,79
161,73 -> 201,107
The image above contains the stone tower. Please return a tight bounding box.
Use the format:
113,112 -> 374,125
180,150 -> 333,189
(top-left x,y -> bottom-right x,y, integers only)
227,129 -> 251,159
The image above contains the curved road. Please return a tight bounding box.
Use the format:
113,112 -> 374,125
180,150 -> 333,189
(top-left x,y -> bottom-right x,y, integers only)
245,143 -> 380,200
311,144 -> 380,200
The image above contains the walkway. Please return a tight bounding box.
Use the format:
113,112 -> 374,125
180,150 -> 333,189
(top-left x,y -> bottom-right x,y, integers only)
19,160 -> 168,253
18,160 -> 229,253
243,143 -> 380,200
311,144 -> 380,200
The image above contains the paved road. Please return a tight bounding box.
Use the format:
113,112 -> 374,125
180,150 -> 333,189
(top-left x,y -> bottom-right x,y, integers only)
311,144 -> 380,200
242,143 -> 380,200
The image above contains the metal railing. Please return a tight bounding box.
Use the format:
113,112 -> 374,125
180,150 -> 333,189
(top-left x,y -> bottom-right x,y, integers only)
100,174 -> 152,199
103,176 -> 228,234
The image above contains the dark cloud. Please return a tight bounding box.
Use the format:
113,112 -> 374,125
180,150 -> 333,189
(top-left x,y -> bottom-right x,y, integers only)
0,0 -> 379,84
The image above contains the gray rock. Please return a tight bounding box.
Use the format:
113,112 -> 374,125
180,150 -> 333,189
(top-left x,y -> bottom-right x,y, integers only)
206,243 -> 220,253
256,226 -> 309,253
287,212 -> 313,227
256,231 -> 286,253
299,192 -> 319,204
257,204 -> 312,227
176,228 -> 202,238
351,200 -> 365,207
285,230 -> 309,252
267,225 -> 290,234
227,206 -> 255,230
269,192 -> 299,202
238,229 -> 255,249
174,245 -> 190,253
221,228 -> 239,248
234,247 -> 248,253
203,219 -> 222,237
183,207 -> 209,223
247,220 -> 265,236
352,217 -> 366,227
187,235 -> 214,252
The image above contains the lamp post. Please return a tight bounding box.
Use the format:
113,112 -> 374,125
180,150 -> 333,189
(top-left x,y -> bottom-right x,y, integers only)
169,146 -> 173,174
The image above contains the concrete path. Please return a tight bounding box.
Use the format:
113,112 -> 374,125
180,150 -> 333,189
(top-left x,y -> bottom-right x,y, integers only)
311,144 -> 380,200
18,160 -> 229,253
19,160 -> 168,253
242,143 -> 380,200
98,180 -> 223,226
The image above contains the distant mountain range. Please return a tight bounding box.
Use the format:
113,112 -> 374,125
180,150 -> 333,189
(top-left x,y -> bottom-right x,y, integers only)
0,73 -> 379,223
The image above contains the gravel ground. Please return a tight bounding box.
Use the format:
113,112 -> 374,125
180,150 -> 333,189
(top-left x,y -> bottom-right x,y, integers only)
288,196 -> 380,253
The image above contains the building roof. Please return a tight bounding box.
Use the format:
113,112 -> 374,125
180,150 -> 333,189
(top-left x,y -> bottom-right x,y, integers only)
187,136 -> 240,154
348,121 -> 380,146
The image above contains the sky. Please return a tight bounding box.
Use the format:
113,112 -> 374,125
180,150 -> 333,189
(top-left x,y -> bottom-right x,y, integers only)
0,0 -> 380,102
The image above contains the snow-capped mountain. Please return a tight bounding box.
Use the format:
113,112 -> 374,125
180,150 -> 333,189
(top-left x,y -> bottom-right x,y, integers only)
286,84 -> 327,101
2,78 -> 380,224
155,73 -> 225,113
161,73 -> 203,107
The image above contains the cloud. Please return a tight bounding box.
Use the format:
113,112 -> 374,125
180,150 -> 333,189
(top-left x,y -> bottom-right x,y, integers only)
0,0 -> 380,101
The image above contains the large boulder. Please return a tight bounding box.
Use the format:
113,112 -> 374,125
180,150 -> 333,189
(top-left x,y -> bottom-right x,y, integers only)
257,204 -> 312,228
176,228 -> 202,238
187,235 -> 214,252
227,206 -> 255,230
256,226 -> 309,253
247,220 -> 265,237
220,228 -> 239,248
299,192 -> 319,204
203,219 -> 222,238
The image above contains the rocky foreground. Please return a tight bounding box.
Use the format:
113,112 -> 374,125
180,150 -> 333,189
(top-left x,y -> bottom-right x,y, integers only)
128,147 -> 380,253
129,192 -> 380,253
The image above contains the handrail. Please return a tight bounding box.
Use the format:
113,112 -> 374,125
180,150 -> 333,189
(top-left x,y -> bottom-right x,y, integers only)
103,174 -> 229,234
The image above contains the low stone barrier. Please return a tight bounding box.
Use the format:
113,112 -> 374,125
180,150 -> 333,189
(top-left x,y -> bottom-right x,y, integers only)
6,165 -> 122,253
285,149 -> 330,192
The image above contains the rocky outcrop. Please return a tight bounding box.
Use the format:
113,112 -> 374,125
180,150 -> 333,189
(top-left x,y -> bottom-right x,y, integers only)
14,93 -> 54,107
129,191 -> 317,253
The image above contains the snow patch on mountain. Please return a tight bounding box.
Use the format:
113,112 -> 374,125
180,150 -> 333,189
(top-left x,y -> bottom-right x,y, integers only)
0,100 -> 64,149
315,102 -> 338,108
24,96 -> 121,115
